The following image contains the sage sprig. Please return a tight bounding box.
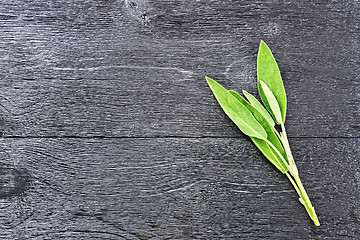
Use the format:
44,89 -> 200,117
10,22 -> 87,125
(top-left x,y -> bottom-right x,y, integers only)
205,41 -> 320,226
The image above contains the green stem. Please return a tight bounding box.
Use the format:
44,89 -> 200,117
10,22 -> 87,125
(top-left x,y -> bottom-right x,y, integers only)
285,172 -> 301,198
273,127 -> 282,141
294,175 -> 320,226
280,124 -> 319,226
264,139 -> 292,174
280,124 -> 298,176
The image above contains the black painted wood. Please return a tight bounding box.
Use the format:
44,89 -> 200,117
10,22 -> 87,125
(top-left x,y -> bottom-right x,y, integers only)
0,0 -> 358,138
0,0 -> 359,239
0,138 -> 359,239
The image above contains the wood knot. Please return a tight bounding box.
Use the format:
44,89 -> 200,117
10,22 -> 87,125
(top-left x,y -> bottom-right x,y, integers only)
0,166 -> 31,199
128,1 -> 137,8
124,0 -> 150,26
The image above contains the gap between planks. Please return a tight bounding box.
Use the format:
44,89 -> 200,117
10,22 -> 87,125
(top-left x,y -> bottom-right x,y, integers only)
1,136 -> 358,139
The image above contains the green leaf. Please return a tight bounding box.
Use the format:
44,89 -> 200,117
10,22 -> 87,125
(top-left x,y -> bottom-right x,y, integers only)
257,41 -> 287,123
228,90 -> 285,155
251,138 -> 288,173
228,90 -> 269,127
228,90 -> 288,172
206,77 -> 267,139
259,80 -> 283,125
242,90 -> 275,127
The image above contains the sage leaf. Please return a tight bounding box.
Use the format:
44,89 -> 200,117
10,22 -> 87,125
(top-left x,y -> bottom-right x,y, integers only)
228,90 -> 288,172
205,41 -> 320,226
228,90 -> 287,158
259,80 -> 283,125
206,77 -> 267,139
242,90 -> 275,127
257,41 -> 287,123
251,138 -> 288,173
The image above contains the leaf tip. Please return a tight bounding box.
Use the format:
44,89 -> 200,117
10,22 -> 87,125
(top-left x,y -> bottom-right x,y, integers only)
242,90 -> 253,104
259,79 -> 266,88
259,40 -> 268,50
205,76 -> 214,84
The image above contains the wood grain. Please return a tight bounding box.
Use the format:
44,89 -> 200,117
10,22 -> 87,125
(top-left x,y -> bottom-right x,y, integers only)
0,0 -> 359,239
0,138 -> 359,239
0,0 -> 358,138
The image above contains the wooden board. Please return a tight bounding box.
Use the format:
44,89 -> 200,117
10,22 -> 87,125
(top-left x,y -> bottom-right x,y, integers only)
0,0 -> 358,138
0,0 -> 359,239
0,138 -> 359,239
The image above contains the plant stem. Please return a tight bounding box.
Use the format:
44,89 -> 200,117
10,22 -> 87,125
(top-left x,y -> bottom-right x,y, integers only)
280,124 -> 298,176
294,175 -> 320,226
285,172 -> 301,198
279,124 -> 320,226
264,139 -> 292,174
273,127 -> 282,141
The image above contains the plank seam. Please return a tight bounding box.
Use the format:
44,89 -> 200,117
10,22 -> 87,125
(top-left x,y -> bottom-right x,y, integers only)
1,136 -> 358,139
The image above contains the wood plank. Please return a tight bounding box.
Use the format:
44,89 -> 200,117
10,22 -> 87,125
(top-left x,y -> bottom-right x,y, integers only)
0,138 -> 358,239
0,0 -> 358,138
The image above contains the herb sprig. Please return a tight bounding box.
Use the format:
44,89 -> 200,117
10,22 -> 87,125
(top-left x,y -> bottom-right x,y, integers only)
206,41 -> 320,226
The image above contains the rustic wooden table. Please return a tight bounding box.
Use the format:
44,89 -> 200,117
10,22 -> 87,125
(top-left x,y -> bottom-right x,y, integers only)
0,0 -> 359,239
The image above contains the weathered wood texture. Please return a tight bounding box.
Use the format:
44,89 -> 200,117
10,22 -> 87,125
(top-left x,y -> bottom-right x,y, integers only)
0,138 -> 359,239
0,0 -> 359,239
0,0 -> 358,137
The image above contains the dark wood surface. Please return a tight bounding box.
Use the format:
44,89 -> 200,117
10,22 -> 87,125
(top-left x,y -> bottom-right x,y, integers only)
0,0 -> 359,239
